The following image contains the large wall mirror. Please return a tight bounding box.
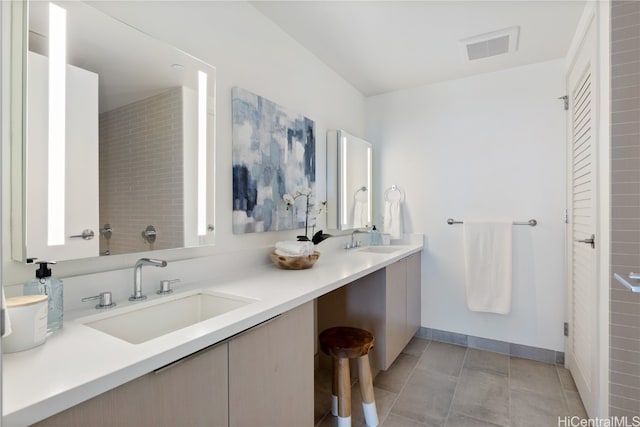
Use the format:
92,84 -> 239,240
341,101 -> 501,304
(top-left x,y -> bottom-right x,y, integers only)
326,130 -> 372,231
13,1 -> 216,262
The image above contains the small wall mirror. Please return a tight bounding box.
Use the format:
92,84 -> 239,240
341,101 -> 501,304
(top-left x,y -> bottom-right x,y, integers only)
326,130 -> 372,231
13,1 -> 216,262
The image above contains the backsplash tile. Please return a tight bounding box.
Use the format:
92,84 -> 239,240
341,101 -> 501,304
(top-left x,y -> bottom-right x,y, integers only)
467,335 -> 510,355
419,327 -> 563,365
430,329 -> 468,347
509,343 -> 557,365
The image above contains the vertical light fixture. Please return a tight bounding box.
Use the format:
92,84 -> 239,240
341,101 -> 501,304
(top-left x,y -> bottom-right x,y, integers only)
341,136 -> 348,227
366,146 -> 372,225
48,2 -> 66,246
197,70 -> 207,236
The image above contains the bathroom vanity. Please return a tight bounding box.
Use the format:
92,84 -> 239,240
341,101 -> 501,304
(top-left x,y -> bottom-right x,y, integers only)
33,302 -> 313,427
3,241 -> 423,426
318,251 -> 421,371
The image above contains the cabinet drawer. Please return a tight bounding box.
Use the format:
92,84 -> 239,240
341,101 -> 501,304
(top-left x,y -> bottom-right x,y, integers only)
35,342 -> 229,427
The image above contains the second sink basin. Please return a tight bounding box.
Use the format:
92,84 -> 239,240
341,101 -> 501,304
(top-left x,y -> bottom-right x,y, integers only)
81,290 -> 255,344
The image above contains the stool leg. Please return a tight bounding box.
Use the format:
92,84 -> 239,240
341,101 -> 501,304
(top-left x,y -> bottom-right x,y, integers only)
337,357 -> 351,427
331,358 -> 338,416
357,354 -> 379,427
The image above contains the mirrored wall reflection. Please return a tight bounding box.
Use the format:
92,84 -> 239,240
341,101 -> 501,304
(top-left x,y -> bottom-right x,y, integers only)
326,130 -> 373,231
20,1 -> 215,262
98,87 -> 185,255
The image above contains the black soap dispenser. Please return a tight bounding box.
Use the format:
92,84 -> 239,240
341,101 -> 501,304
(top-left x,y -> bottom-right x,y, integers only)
23,261 -> 64,333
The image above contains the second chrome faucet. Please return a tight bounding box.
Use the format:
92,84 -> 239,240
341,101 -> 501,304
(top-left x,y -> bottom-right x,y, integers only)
130,258 -> 168,301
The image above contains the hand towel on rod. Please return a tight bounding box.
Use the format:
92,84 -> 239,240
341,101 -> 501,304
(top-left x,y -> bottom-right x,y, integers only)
463,219 -> 513,315
352,189 -> 369,228
383,188 -> 403,239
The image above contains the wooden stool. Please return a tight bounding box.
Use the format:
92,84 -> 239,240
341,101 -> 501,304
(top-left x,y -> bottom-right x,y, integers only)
319,327 -> 379,427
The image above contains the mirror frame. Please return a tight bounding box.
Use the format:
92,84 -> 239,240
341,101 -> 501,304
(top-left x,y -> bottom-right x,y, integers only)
326,129 -> 373,231
9,0 -> 27,262
7,1 -> 217,274
11,1 -> 217,262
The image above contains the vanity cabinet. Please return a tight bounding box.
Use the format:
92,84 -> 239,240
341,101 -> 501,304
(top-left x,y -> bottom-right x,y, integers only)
34,302 -> 314,427
318,252 -> 422,371
34,342 -> 229,427
229,301 -> 314,426
405,251 -> 422,344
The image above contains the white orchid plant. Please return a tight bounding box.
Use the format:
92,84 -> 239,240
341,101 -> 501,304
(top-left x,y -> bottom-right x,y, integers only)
283,189 -> 330,244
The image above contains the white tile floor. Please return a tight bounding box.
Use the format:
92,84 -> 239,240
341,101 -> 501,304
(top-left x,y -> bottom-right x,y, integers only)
315,338 -> 587,427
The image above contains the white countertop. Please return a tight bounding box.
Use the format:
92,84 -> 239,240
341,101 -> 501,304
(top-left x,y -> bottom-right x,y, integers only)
3,242 -> 422,426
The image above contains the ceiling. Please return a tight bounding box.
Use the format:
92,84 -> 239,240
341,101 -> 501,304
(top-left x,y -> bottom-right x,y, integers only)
251,1 -> 587,97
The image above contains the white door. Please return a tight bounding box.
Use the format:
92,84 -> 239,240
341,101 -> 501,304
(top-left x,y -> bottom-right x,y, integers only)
566,10 -> 599,417
26,52 -> 99,261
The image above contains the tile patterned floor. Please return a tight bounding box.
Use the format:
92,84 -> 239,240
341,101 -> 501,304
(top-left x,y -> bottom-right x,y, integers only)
315,338 -> 588,427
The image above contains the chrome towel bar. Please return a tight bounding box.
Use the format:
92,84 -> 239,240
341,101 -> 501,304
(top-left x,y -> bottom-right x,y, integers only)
614,273 -> 640,293
447,218 -> 538,227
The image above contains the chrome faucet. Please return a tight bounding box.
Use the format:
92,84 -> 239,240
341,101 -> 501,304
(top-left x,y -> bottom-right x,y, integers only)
130,258 -> 167,301
346,228 -> 368,250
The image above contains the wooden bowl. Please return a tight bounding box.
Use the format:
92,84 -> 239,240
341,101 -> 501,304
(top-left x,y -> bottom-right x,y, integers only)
270,251 -> 320,270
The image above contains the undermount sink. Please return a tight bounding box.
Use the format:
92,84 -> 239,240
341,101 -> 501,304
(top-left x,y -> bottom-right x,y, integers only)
81,290 -> 255,344
358,246 -> 406,254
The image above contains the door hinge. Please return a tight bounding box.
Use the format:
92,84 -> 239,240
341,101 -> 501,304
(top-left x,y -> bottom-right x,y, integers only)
564,322 -> 569,337
564,209 -> 569,224
558,95 -> 569,111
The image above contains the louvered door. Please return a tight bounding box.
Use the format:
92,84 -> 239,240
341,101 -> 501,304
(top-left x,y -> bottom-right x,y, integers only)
566,11 -> 598,417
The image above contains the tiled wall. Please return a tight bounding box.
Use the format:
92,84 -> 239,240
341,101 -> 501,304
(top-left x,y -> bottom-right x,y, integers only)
99,87 -> 184,255
610,1 -> 640,416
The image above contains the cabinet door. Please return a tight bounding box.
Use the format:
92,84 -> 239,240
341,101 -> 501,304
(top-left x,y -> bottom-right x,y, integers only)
405,253 -> 422,343
385,259 -> 407,369
35,342 -> 229,427
229,301 -> 314,427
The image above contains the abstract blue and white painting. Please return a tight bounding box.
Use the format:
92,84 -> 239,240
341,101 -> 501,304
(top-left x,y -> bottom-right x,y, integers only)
232,87 -> 316,234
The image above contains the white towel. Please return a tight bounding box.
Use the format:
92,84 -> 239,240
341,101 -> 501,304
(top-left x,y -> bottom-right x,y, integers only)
275,240 -> 314,257
463,220 -> 513,315
2,287 -> 12,337
383,199 -> 402,239
352,190 -> 369,228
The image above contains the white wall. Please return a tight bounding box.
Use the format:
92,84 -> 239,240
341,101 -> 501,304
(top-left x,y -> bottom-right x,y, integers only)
366,59 -> 567,351
2,1 -> 366,286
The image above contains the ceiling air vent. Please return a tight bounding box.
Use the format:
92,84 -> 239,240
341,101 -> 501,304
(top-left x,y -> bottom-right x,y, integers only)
460,26 -> 520,61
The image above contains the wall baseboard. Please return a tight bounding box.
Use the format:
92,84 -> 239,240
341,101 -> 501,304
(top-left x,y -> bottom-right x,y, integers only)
416,327 -> 565,366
